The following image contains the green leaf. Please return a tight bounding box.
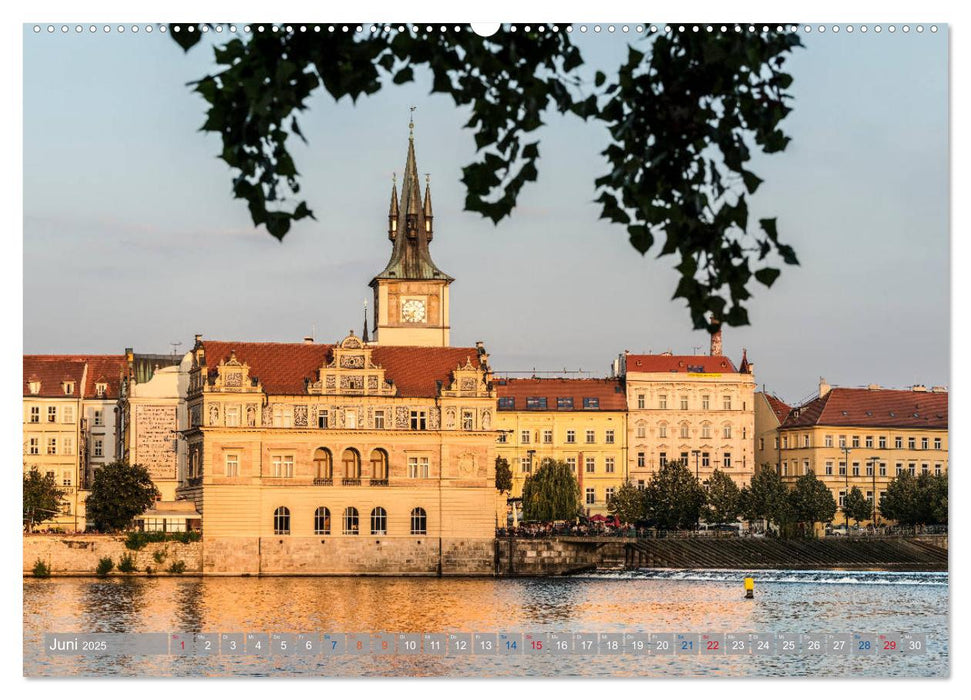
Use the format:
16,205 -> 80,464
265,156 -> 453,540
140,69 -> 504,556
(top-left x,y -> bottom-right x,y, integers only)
169,24 -> 204,52
759,218 -> 778,242
594,70 -> 606,87
754,267 -> 781,287
741,170 -> 763,194
392,66 -> 414,85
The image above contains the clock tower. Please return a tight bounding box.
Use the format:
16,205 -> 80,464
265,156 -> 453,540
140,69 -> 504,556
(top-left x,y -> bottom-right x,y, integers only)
370,118 -> 453,347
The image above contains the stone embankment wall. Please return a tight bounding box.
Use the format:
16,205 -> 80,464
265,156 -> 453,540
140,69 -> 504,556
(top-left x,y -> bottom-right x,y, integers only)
24,535 -> 202,576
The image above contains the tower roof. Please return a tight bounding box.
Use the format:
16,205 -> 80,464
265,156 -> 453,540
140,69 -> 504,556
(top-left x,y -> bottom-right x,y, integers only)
372,119 -> 452,283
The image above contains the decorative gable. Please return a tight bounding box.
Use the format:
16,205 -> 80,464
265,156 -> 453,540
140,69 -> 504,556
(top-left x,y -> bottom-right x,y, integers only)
440,356 -> 492,399
309,333 -> 397,397
210,350 -> 262,393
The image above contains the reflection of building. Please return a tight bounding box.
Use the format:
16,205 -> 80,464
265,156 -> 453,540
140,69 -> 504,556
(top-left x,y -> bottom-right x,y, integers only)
22,354 -> 127,529
776,380 -> 948,524
176,124 -> 499,574
495,378 -> 627,517
754,391 -> 791,473
618,328 -> 756,488
119,351 -> 191,501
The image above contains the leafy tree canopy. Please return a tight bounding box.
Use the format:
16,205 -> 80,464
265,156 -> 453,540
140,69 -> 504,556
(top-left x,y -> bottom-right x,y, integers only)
880,471 -> 947,527
23,468 -> 65,532
842,486 -> 872,526
739,467 -> 793,529
701,468 -> 741,525
85,462 -> 160,532
171,23 -> 801,330
608,481 -> 646,524
495,456 -> 513,495
789,470 -> 837,528
521,458 -> 582,522
644,460 -> 705,530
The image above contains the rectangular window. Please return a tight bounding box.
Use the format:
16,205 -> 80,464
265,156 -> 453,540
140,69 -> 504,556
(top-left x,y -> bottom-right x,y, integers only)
801,459 -> 809,475
374,410 -> 385,429
935,463 -> 942,476
637,394 -> 645,409
774,437 -> 779,449
879,436 -> 887,449
462,410 -> 474,431
658,452 -> 666,467
63,437 -> 73,455
47,438 -> 56,455
839,490 -> 846,507
585,488 -> 596,505
895,437 -> 903,449
879,463 -> 887,477
759,437 -> 765,451
406,456 -> 430,479
866,462 -> 874,477
702,395 -> 710,410
605,457 -> 615,473
93,410 -> 103,427
526,396 -> 548,410
585,430 -> 595,444
566,457 -> 577,472
29,437 -> 39,455
921,463 -> 929,475
723,425 -> 733,439
825,461 -> 833,476
921,437 -> 929,450
64,382 -> 73,395
681,451 -> 689,465
637,452 -> 645,468
63,406 -> 74,424
62,472 -> 72,487
659,424 -> 667,438
701,452 -> 710,468
680,396 -> 688,410
908,437 -> 916,450
519,457 -> 531,474
637,426 -> 647,439
852,462 -> 860,477
722,396 -> 732,411
557,397 -> 574,410
318,410 -> 329,428
723,452 -> 732,468
637,480 -> 645,490
865,435 -> 873,448
605,429 -> 615,444
839,435 -> 846,448
48,406 -> 57,423
272,455 -> 294,478
498,397 -> 514,410
542,429 -> 553,444
583,397 -> 600,410
866,490 -> 873,503
520,430 -> 531,444
896,462 -> 903,476
825,435 -> 833,448
839,461 -> 846,476
585,457 -> 595,473
225,406 -> 239,427
908,463 -> 916,476
605,487 -> 615,502
410,411 -> 427,430
803,434 -> 810,448
225,453 -> 239,477
782,436 -> 788,449
30,406 -> 40,423
659,395 -> 668,409
680,424 -> 690,439
852,436 -> 860,448
566,430 -> 576,444
934,437 -> 941,450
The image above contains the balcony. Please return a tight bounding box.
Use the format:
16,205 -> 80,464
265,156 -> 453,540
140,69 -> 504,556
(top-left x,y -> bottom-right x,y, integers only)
313,478 -> 334,486
369,479 -> 389,487
341,478 -> 362,486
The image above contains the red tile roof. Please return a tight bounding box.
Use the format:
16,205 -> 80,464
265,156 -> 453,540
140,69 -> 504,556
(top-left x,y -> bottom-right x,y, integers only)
23,355 -> 126,399
626,353 -> 739,374
782,387 -> 948,430
764,394 -> 792,423
199,341 -> 483,398
494,377 -> 626,411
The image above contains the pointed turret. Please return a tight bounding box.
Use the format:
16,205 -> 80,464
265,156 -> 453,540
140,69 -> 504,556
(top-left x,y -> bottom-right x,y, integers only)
362,300 -> 370,343
423,174 -> 433,240
388,173 -> 399,241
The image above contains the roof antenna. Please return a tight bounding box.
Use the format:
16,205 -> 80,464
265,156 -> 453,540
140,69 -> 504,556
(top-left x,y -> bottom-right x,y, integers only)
169,341 -> 182,356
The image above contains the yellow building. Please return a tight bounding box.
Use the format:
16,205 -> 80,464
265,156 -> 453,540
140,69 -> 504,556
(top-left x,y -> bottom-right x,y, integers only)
619,332 -> 756,488
495,377 -> 628,518
754,391 -> 791,473
777,380 -> 948,525
22,355 -> 127,530
176,124 -> 500,575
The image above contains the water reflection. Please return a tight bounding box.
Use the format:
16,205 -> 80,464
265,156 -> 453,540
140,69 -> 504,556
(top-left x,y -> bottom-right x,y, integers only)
24,571 -> 948,678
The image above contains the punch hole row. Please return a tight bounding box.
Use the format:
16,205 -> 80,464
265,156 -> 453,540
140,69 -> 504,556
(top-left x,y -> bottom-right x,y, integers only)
33,24 -> 940,35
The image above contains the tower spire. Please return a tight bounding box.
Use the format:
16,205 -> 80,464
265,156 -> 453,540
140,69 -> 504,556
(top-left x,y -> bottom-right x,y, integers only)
388,172 -> 398,240
362,300 -> 370,343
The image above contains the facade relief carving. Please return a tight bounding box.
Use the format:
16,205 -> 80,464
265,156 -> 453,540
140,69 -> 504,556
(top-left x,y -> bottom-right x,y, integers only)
294,405 -> 308,427
246,404 -> 257,427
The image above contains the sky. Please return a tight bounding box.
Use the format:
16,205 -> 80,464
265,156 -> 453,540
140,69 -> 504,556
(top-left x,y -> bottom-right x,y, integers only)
22,24 -> 949,405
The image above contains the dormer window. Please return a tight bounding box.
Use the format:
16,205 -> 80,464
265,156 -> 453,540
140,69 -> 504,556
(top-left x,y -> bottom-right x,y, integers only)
28,381 -> 40,395
63,382 -> 74,395
95,383 -> 107,398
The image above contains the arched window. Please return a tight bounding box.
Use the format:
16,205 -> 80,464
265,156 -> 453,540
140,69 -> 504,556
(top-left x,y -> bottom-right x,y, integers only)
370,507 -> 387,535
680,423 -> 690,439
273,506 -> 290,535
370,449 -> 389,481
410,507 -> 427,535
314,506 -> 331,535
342,448 -> 361,479
313,448 -> 333,480
343,507 -> 359,535
701,423 -> 712,439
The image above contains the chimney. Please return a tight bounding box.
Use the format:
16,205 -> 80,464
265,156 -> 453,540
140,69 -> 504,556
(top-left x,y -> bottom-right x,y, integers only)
868,384 -> 883,391
931,386 -> 947,393
819,377 -> 831,397
911,384 -> 927,392
709,319 -> 723,356
303,336 -> 314,345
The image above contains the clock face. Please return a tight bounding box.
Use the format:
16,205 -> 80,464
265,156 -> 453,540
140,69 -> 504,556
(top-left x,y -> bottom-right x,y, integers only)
401,299 -> 427,323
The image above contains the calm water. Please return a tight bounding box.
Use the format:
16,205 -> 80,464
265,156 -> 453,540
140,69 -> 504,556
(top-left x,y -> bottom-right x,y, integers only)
23,570 -> 948,678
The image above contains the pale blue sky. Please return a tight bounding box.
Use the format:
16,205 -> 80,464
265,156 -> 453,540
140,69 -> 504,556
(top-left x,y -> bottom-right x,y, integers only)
22,26 -> 948,403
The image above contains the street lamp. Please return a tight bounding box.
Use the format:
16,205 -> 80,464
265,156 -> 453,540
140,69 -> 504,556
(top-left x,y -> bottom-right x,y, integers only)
691,449 -> 701,480
842,445 -> 852,528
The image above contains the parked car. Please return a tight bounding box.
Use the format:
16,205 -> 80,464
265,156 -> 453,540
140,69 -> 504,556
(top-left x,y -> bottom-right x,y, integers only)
826,525 -> 848,537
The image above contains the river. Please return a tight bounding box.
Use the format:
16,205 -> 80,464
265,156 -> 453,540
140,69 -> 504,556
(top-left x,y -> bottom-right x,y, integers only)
23,569 -> 948,678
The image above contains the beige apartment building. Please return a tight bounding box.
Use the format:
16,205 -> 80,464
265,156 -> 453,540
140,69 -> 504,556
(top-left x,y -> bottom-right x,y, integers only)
619,331 -> 756,488
776,380 -> 948,524
754,391 -> 791,473
495,377 -> 628,518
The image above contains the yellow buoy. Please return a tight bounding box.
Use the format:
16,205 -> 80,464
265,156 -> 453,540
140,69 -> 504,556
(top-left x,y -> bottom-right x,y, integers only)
744,577 -> 754,599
